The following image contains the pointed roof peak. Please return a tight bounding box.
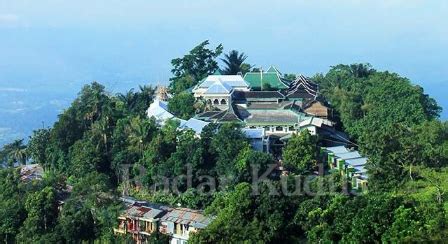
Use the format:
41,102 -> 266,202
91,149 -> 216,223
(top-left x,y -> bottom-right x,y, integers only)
213,69 -> 223,75
267,66 -> 281,74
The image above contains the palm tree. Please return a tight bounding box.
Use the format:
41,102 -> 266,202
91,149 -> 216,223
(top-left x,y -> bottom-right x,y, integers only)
221,50 -> 250,75
7,139 -> 27,166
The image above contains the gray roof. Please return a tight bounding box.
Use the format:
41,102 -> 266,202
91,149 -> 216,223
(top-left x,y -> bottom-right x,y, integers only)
325,146 -> 350,154
242,128 -> 264,139
335,151 -> 362,160
120,199 -> 213,229
124,205 -> 166,220
161,208 -> 212,229
346,157 -> 368,167
179,118 -> 210,134
198,75 -> 249,88
245,110 -> 306,125
204,81 -> 233,94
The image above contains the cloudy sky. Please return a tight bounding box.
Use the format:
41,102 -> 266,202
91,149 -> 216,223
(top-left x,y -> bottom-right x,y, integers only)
0,0 -> 447,144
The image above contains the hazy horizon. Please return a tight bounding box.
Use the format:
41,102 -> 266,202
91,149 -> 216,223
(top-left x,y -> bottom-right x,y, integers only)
0,0 -> 447,145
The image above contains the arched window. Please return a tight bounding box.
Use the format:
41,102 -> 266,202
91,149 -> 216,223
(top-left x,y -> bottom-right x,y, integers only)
213,99 -> 219,105
220,99 -> 227,105
207,99 -> 212,104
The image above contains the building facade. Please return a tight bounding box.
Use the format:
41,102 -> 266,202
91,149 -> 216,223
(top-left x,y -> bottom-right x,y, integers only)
114,198 -> 212,244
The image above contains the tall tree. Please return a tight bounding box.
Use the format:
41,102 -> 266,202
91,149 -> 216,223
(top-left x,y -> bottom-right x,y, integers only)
282,130 -> 318,174
169,40 -> 223,94
220,50 -> 251,75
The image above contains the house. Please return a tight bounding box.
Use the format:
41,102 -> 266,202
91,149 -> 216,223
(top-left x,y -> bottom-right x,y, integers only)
146,99 -> 175,125
160,207 -> 212,244
322,146 -> 368,191
242,128 -> 268,152
114,198 -> 212,244
243,66 -> 291,90
190,68 -> 344,155
19,164 -> 44,182
192,74 -> 250,99
286,75 -> 318,100
146,99 -> 210,136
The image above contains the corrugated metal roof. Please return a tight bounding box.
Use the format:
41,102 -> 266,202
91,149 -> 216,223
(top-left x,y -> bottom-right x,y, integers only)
325,146 -> 350,154
120,200 -> 213,229
346,157 -> 367,167
335,151 -> 362,160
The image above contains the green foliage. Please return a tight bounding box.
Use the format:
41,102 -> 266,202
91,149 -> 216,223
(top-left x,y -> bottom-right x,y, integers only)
315,63 -> 444,189
0,169 -> 27,243
282,130 -> 318,174
191,182 -> 303,243
169,40 -> 223,94
167,92 -> 196,119
0,139 -> 27,166
27,129 -> 51,168
17,186 -> 59,242
220,50 -> 251,75
1,59 -> 446,243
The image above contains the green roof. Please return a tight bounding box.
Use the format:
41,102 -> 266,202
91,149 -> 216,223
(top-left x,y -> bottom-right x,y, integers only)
266,66 -> 280,73
244,72 -> 288,90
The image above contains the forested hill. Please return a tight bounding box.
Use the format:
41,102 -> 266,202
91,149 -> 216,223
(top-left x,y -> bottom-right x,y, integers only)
0,42 -> 447,243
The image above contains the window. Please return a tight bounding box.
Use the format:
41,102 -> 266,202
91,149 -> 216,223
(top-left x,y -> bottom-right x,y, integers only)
213,99 -> 219,105
275,126 -> 283,131
220,99 -> 227,105
289,126 -> 295,131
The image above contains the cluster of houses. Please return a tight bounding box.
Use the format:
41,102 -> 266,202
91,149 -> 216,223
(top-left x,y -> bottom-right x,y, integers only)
114,197 -> 212,244
131,66 -> 370,242
148,66 -> 351,155
321,146 -> 368,191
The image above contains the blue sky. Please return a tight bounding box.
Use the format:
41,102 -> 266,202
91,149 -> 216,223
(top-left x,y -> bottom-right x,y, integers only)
0,0 -> 447,144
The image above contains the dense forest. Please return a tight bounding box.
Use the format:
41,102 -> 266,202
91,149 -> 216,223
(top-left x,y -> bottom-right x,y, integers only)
1,41 -> 447,243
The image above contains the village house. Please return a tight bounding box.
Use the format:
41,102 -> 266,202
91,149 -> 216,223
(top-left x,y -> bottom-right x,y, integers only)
191,66 -> 348,154
322,146 -> 368,191
114,197 -> 212,244
147,66 -> 349,155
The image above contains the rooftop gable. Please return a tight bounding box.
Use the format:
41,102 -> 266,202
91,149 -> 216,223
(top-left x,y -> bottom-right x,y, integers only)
198,75 -> 249,89
204,80 -> 233,94
266,66 -> 281,74
244,72 -> 289,90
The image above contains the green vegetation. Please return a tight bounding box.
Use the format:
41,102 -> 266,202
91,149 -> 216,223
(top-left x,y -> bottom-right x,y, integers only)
169,40 -> 223,94
282,130 -> 318,174
0,43 -> 446,243
220,50 -> 252,75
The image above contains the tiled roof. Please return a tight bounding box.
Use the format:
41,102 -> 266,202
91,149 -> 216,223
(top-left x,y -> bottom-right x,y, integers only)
243,91 -> 285,99
287,75 -> 318,99
217,104 -> 242,122
266,66 -> 281,73
245,110 -> 307,125
198,75 -> 249,88
244,72 -> 289,90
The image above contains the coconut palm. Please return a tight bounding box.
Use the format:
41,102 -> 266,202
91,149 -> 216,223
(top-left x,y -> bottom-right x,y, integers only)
221,50 -> 250,75
6,139 -> 27,166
